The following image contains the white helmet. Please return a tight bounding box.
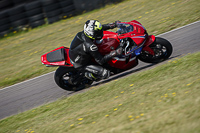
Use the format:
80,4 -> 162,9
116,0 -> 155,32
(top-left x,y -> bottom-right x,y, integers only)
84,20 -> 103,40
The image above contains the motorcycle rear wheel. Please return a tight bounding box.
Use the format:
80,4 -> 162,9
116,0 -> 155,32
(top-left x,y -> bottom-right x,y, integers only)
138,37 -> 173,63
54,66 -> 93,91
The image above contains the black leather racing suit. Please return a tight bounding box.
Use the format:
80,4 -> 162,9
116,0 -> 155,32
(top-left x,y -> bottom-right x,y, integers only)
69,23 -> 116,80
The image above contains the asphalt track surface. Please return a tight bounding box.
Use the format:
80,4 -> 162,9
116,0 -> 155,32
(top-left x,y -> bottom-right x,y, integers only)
0,21 -> 200,120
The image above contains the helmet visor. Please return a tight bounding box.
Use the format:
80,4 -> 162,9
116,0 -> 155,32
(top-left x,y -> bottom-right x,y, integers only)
94,29 -> 103,40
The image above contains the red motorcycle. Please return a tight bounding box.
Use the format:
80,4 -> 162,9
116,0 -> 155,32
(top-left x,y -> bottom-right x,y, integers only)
41,20 -> 173,91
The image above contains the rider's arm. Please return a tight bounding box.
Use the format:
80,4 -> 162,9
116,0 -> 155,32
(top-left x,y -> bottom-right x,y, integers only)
102,21 -> 120,30
83,42 -> 111,65
83,42 -> 122,65
102,23 -> 116,30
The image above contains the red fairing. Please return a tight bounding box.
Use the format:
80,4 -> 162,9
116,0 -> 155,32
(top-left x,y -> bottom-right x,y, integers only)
108,56 -> 138,69
94,20 -> 148,69
96,31 -> 120,55
96,20 -> 147,55
142,35 -> 156,55
41,46 -> 73,67
64,48 -> 73,66
116,21 -> 146,45
41,20 -> 155,70
144,35 -> 156,47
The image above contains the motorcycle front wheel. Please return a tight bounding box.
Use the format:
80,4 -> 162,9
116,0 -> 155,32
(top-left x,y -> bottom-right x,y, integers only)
138,37 -> 173,63
54,66 -> 93,91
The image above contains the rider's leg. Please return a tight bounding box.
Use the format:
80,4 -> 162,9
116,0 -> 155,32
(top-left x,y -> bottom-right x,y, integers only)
68,65 -> 110,85
83,65 -> 110,81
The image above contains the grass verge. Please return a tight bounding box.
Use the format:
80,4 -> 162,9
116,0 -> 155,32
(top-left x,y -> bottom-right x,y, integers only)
0,52 -> 199,133
0,0 -> 200,88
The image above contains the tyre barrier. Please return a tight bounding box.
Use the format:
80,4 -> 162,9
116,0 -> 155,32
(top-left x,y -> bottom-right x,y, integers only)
41,0 -> 62,24
25,1 -> 42,11
61,4 -> 76,18
8,4 -> 28,31
11,18 -> 28,28
25,1 -> 45,28
9,12 -> 26,22
41,0 -> 58,6
0,30 -> 10,37
42,0 -> 76,24
43,3 -> 60,13
0,15 -> 10,26
0,24 -> 11,37
60,0 -> 75,19
7,4 -> 25,16
28,14 -> 44,23
12,0 -> 26,6
0,0 -> 122,37
28,13 -> 45,28
0,0 -> 13,11
30,19 -> 45,28
0,24 -> 10,33
59,0 -> 73,8
0,9 -> 11,37
26,8 -> 43,17
46,9 -> 62,18
0,10 -> 9,19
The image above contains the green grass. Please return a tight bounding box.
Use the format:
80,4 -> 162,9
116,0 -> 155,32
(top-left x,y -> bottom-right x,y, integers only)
0,0 -> 200,88
0,52 -> 199,133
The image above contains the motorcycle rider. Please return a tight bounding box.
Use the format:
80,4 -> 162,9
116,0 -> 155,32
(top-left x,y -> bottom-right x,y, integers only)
69,20 -> 122,84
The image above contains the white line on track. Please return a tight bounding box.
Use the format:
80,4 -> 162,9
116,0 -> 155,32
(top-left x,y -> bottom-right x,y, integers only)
1,20 -> 200,91
157,20 -> 200,36
1,71 -> 54,91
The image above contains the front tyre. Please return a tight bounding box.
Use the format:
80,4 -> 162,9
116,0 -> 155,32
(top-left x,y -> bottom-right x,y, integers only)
138,37 -> 173,63
54,66 -> 93,91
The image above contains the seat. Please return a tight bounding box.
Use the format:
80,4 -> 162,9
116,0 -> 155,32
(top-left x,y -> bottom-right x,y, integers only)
46,48 -> 65,62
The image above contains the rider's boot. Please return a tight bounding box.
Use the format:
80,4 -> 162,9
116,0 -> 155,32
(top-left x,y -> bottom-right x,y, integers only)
84,72 -> 101,81
68,73 -> 83,85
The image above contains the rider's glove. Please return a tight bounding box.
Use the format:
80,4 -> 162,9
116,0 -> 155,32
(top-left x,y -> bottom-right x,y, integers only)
114,20 -> 121,27
109,20 -> 121,29
110,47 -> 123,57
102,47 -> 123,64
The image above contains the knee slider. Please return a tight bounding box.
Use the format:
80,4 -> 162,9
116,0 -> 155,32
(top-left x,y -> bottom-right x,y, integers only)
101,68 -> 110,79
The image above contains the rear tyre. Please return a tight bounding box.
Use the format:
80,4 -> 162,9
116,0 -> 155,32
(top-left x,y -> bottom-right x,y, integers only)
54,66 -> 93,91
138,37 -> 173,63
